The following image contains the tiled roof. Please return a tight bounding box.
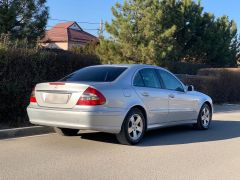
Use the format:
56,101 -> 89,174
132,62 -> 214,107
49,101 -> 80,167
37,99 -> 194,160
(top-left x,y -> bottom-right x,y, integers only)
54,21 -> 75,29
68,29 -> 96,43
41,21 -> 97,43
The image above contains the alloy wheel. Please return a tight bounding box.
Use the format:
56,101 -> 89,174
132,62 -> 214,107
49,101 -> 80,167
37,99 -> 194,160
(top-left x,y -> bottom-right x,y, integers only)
128,114 -> 143,140
201,106 -> 210,127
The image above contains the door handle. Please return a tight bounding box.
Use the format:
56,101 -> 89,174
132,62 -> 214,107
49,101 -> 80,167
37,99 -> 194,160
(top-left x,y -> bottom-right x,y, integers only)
141,92 -> 149,97
169,94 -> 175,98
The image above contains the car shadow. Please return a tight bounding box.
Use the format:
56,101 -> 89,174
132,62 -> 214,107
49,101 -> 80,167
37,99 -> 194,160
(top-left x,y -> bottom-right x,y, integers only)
79,131 -> 119,144
78,120 -> 240,146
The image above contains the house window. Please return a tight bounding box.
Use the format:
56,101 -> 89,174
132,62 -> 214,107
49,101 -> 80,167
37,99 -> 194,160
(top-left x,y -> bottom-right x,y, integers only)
69,23 -> 82,31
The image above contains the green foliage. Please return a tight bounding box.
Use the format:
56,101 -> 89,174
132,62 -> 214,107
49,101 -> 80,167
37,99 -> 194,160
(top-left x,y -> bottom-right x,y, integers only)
97,0 -> 239,67
0,0 -> 49,41
0,33 -> 38,50
0,42 -> 100,128
70,41 -> 99,56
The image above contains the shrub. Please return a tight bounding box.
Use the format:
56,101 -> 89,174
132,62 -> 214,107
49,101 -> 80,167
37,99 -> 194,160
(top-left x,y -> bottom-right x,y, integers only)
165,61 -> 209,75
197,68 -> 240,76
181,68 -> 240,103
0,48 -> 100,127
70,40 -> 99,55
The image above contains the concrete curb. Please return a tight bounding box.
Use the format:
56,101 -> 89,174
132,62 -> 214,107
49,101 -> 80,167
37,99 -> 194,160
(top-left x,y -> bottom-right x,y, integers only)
0,126 -> 54,140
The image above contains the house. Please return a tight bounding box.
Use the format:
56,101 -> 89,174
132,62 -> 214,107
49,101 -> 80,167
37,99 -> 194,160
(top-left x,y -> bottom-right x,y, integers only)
40,21 -> 97,50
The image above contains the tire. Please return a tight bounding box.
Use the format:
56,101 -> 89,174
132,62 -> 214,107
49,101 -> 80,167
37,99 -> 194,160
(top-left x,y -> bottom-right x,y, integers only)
194,103 -> 212,130
54,127 -> 79,136
116,108 -> 146,145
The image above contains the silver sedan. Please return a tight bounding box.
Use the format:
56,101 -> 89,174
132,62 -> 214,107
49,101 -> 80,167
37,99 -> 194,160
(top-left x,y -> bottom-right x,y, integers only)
27,64 -> 213,145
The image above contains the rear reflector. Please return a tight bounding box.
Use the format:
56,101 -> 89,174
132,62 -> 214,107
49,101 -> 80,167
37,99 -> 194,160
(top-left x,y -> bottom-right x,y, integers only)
30,88 -> 37,103
49,82 -> 65,85
30,96 -> 37,103
76,87 -> 106,106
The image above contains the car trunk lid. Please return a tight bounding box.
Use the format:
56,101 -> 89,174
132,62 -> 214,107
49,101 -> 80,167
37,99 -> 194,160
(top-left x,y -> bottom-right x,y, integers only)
35,82 -> 89,109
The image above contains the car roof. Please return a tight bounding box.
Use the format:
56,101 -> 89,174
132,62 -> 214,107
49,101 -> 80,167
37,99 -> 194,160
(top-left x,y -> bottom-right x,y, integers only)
88,64 -> 165,70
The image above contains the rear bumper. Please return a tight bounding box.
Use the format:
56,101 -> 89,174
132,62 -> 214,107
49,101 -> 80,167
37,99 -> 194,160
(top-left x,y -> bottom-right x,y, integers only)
27,106 -> 125,134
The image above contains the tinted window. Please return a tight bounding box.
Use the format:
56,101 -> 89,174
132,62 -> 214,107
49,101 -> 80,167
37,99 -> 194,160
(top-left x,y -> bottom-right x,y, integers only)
133,72 -> 145,87
158,70 -> 184,92
134,68 -> 161,88
61,66 -> 127,82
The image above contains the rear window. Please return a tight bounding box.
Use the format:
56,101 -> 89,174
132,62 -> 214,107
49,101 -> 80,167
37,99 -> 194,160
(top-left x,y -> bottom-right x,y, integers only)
61,66 -> 127,82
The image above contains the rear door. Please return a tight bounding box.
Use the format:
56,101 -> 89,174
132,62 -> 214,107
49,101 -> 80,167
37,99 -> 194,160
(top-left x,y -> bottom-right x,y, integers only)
157,69 -> 197,122
133,68 -> 169,124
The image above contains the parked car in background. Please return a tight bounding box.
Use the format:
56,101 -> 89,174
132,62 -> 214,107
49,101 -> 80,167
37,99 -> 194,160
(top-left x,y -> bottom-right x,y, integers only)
27,64 -> 213,145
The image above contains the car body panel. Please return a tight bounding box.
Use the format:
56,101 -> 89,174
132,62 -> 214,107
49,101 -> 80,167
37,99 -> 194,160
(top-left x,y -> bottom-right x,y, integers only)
133,86 -> 169,124
167,90 -> 199,122
27,106 -> 124,133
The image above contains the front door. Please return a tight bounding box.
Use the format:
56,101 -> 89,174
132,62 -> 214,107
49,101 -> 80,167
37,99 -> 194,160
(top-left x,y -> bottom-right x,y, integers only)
157,69 -> 197,122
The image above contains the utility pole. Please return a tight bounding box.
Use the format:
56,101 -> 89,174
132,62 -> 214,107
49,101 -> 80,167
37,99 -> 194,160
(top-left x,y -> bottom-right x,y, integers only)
99,18 -> 103,36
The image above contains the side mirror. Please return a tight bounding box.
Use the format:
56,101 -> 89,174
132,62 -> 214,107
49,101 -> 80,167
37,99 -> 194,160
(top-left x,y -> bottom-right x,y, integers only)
187,85 -> 194,91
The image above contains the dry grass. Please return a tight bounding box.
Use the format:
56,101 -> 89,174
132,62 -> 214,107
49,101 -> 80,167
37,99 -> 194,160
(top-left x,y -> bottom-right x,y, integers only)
181,68 -> 240,103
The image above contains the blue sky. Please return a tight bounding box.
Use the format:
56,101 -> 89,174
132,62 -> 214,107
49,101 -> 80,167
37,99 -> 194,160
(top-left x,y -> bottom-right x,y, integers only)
47,0 -> 240,36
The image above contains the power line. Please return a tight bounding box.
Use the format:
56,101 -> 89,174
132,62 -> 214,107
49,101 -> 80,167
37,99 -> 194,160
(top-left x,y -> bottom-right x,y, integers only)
49,18 -> 101,25
47,18 -> 106,33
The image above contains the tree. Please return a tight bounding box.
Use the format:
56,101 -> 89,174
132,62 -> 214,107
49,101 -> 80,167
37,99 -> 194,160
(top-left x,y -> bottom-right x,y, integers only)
97,0 -> 177,65
70,40 -> 99,56
97,0 -> 239,67
0,0 -> 49,41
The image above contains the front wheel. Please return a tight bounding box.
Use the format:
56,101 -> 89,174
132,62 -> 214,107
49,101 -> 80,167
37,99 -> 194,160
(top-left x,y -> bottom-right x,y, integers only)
54,127 -> 79,136
116,108 -> 146,145
194,103 -> 212,130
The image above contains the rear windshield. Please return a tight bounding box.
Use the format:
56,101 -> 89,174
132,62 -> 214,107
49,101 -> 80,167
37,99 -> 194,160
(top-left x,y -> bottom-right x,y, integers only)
61,66 -> 127,82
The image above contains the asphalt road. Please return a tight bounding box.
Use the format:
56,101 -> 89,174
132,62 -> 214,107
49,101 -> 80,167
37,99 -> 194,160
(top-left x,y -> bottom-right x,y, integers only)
1,104 -> 240,180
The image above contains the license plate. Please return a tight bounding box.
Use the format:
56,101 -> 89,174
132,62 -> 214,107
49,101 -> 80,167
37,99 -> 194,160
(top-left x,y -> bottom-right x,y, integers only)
44,93 -> 70,104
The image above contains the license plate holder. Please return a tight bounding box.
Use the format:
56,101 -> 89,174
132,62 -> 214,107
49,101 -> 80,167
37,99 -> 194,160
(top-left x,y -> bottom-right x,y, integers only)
44,93 -> 70,104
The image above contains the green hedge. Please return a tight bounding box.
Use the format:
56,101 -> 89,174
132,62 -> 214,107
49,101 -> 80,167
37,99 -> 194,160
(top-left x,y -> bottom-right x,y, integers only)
0,48 -> 100,127
181,68 -> 240,103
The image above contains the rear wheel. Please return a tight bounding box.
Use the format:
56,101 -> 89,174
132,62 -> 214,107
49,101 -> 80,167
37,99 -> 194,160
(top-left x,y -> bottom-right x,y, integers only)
194,103 -> 212,130
116,108 -> 146,145
54,127 -> 79,136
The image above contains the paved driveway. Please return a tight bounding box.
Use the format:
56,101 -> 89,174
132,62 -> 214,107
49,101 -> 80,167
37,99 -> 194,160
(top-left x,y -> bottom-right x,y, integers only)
0,104 -> 240,180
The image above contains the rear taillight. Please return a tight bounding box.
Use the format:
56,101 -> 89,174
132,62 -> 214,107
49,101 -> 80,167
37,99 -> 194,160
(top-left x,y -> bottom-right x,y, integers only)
30,88 -> 36,103
76,87 -> 106,106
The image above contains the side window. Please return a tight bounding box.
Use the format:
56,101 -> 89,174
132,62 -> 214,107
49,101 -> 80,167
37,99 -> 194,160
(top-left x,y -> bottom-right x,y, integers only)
133,72 -> 145,87
158,70 -> 184,92
133,68 -> 161,88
